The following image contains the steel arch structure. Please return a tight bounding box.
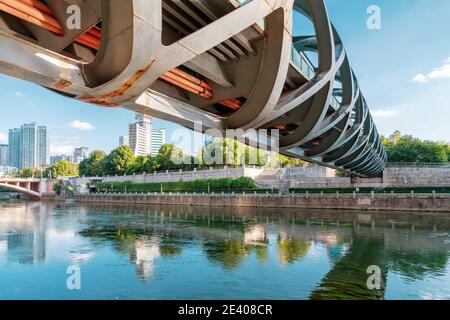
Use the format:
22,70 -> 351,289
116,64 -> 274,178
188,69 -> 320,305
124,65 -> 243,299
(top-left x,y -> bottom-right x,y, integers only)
0,0 -> 386,177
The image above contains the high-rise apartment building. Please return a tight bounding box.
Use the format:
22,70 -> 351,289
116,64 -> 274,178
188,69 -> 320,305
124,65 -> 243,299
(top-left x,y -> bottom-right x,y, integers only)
36,125 -> 48,168
73,147 -> 89,163
8,128 -> 21,168
0,144 -> 8,166
150,128 -> 166,156
20,123 -> 48,169
7,123 -> 48,169
129,113 -> 151,157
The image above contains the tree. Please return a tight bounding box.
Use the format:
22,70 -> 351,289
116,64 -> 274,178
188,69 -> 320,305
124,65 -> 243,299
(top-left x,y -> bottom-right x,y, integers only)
156,144 -> 185,170
383,131 -> 449,163
198,138 -> 269,167
102,145 -> 135,175
79,150 -> 106,177
44,160 -> 79,178
18,167 -> 41,178
126,155 -> 160,174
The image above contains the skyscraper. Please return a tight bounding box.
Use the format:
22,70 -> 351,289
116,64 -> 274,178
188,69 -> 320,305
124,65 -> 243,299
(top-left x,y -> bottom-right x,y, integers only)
0,144 -> 8,166
8,123 -> 48,169
8,128 -> 21,168
36,125 -> 48,168
150,128 -> 166,156
129,113 -> 151,157
20,123 -> 37,169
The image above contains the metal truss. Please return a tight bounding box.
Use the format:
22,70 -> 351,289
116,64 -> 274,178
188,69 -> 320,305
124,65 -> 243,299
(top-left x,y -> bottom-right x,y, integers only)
0,0 -> 386,176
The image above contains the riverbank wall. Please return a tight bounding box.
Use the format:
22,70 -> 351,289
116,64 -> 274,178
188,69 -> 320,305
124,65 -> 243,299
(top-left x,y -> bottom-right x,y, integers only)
71,165 -> 450,193
72,193 -> 450,212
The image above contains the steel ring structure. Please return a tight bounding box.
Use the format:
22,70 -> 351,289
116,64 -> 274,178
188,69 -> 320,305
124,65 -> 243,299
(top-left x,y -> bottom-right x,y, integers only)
0,0 -> 387,177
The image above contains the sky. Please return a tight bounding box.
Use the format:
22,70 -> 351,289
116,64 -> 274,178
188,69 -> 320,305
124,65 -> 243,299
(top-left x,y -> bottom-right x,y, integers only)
0,0 -> 449,156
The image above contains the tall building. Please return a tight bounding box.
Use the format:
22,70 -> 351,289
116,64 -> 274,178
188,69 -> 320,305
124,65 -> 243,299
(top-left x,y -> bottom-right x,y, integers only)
36,125 -> 48,168
73,147 -> 89,163
119,135 -> 129,147
0,144 -> 8,166
19,123 -> 48,169
7,123 -> 48,169
129,113 -> 151,157
150,128 -> 166,156
8,128 -> 21,168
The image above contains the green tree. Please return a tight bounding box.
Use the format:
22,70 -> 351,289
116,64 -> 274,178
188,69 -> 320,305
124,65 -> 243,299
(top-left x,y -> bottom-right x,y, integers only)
267,153 -> 308,168
44,160 -> 79,178
102,145 -> 135,175
79,150 -> 106,177
17,167 -> 41,178
383,132 -> 449,163
198,138 -> 269,167
156,144 -> 187,170
126,155 -> 160,174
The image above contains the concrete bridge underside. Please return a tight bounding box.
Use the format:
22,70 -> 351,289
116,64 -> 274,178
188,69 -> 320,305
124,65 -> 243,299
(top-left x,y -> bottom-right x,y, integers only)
0,0 -> 386,177
0,179 -> 42,198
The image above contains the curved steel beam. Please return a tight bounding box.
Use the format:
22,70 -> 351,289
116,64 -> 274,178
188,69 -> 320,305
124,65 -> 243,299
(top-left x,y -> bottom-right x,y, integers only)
0,0 -> 386,177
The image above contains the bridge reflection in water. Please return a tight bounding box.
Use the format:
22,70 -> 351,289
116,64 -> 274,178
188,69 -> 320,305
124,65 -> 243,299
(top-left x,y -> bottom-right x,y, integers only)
0,202 -> 449,299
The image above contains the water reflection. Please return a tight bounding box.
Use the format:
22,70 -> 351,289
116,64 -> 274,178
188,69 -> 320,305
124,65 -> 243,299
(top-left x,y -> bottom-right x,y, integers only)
0,202 -> 47,265
0,201 -> 449,299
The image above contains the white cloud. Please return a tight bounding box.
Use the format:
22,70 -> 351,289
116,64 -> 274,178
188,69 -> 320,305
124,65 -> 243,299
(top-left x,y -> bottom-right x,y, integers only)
412,56 -> 450,83
412,73 -> 428,83
0,132 -> 7,143
371,109 -> 398,119
50,145 -> 75,155
68,120 -> 96,131
14,91 -> 24,97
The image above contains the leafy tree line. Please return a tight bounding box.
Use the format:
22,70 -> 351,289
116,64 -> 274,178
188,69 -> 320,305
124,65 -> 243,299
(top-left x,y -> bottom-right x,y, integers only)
18,160 -> 79,178
382,131 -> 450,163
17,138 -> 310,179
79,140 -> 308,177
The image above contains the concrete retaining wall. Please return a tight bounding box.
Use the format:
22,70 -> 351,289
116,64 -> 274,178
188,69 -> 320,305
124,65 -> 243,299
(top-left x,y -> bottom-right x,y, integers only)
101,167 -> 264,184
74,193 -> 450,212
383,167 -> 450,187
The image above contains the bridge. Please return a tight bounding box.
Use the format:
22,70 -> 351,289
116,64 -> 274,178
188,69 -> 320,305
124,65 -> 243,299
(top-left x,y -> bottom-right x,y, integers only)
0,0 -> 386,177
0,178 -> 45,199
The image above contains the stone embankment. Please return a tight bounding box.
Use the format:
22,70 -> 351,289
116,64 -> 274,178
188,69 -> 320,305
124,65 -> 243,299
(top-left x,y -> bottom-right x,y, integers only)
73,192 -> 450,212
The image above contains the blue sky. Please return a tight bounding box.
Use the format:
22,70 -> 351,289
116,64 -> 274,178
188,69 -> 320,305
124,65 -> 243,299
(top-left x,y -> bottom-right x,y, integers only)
0,0 -> 449,156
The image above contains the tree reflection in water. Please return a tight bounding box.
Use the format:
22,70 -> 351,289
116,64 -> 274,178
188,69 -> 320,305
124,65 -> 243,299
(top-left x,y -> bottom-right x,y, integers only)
76,204 -> 450,298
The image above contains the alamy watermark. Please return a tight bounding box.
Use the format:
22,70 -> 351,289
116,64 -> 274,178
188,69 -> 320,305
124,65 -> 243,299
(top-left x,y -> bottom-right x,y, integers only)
66,265 -> 81,290
367,265 -> 382,290
367,5 -> 382,30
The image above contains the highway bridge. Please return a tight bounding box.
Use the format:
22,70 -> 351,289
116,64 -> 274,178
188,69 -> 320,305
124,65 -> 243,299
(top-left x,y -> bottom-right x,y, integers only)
0,0 -> 387,177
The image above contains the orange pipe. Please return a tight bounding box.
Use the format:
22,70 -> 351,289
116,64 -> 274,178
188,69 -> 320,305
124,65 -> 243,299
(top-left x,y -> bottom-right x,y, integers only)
1,0 -> 61,31
164,71 -> 212,98
219,99 -> 241,110
170,68 -> 212,91
77,32 -> 100,49
76,34 -> 99,50
18,0 -> 52,15
87,26 -> 101,38
0,2 -> 61,34
160,74 -> 201,95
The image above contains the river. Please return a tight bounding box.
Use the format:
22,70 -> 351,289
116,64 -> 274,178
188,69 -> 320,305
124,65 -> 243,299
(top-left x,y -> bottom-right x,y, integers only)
0,201 -> 449,300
